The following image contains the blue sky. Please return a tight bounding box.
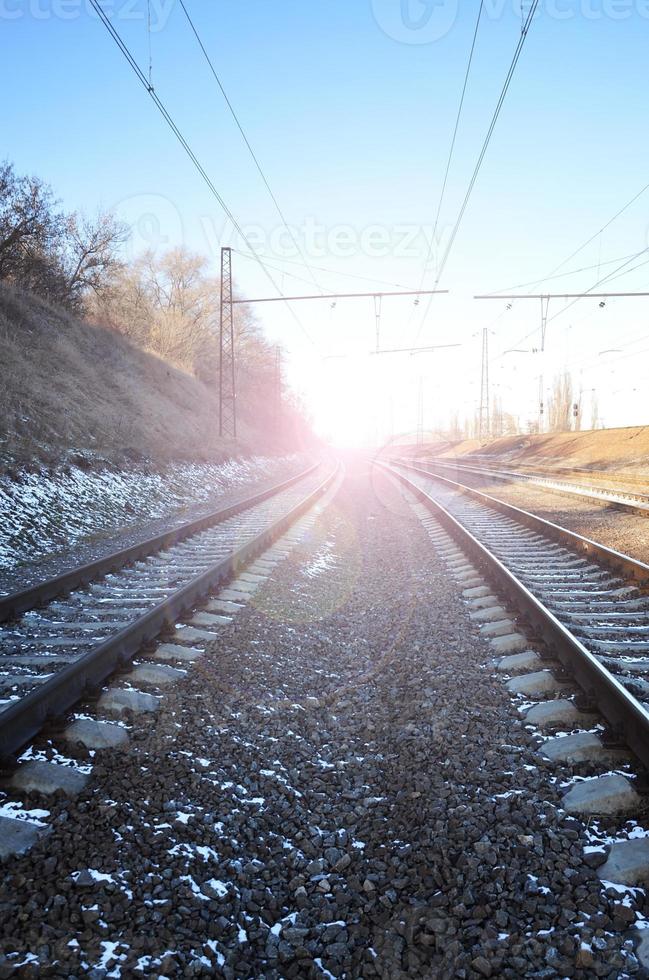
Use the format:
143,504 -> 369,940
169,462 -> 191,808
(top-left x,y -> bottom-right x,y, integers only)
3,1 -> 649,443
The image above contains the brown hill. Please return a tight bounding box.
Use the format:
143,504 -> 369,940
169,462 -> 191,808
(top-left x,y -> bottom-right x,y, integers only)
0,283 -> 304,470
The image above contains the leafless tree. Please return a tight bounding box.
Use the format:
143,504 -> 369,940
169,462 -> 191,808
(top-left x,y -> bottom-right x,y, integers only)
548,372 -> 573,432
63,211 -> 129,307
0,161 -> 128,311
590,392 -> 599,430
0,161 -> 65,293
501,411 -> 519,435
491,396 -> 504,438
92,246 -> 285,436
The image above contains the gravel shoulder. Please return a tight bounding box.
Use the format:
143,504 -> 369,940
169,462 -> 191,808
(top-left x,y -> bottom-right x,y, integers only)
0,459 -> 640,978
0,456 -> 310,597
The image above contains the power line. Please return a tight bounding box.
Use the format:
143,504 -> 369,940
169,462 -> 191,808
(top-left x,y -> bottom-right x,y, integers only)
370,343 -> 461,356
233,249 -> 414,290
434,1 -> 539,287
521,179 -> 649,293
476,291 -> 649,299
86,0 -> 318,349
484,182 -> 649,376
231,288 -> 449,305
414,1 -> 540,342
412,1 -> 485,304
488,251 -> 641,293
489,246 -> 649,362
546,249 -> 649,324
178,0 -> 323,295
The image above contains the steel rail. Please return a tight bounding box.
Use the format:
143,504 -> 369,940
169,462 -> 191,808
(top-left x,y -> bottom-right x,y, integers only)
380,460 -> 649,770
391,458 -> 649,584
0,463 -> 338,761
0,462 -> 320,624
411,455 -> 649,516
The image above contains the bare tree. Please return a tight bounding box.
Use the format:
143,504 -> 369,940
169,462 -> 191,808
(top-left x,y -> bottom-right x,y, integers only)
0,161 -> 65,295
448,411 -> 461,439
502,411 -> 519,435
491,396 -> 504,438
0,161 -> 128,311
63,211 -> 129,307
590,392 -> 599,430
92,245 -> 284,435
547,372 -> 573,432
93,247 -> 218,371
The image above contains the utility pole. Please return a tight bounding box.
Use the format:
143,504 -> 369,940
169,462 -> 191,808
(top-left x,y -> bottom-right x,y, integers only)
219,246 -> 236,439
273,345 -> 282,434
373,294 -> 382,352
474,290 -> 649,437
479,327 -> 490,440
416,377 -> 424,447
538,296 -> 549,434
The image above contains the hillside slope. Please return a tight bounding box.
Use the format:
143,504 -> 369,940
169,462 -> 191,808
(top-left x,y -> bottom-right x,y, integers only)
0,284 -> 296,470
409,427 -> 649,478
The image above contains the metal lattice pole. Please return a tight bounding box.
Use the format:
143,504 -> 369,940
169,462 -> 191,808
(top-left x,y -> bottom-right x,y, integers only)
274,345 -> 282,432
478,327 -> 490,440
219,246 -> 236,438
416,376 -> 424,447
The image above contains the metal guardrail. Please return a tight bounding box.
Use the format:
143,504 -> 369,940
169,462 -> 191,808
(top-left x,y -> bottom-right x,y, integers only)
382,459 -> 649,771
0,462 -> 338,761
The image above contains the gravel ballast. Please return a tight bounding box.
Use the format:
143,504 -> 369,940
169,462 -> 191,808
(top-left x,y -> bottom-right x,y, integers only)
0,455 -> 309,597
0,459 -> 642,978
439,471 -> 649,565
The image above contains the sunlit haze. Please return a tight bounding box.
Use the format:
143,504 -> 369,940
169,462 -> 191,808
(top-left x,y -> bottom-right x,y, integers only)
4,2 -> 649,444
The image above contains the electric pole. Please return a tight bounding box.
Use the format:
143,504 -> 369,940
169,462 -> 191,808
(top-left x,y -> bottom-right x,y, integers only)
479,327 -> 490,440
273,345 -> 282,434
219,246 -> 236,439
416,377 -> 424,447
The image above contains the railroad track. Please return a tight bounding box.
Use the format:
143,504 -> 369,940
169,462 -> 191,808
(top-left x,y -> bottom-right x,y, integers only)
383,458 -> 649,771
0,460 -> 337,766
406,455 -> 649,517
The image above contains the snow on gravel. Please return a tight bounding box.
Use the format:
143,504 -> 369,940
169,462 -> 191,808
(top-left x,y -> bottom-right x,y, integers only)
0,454 -> 305,594
0,459 -> 642,977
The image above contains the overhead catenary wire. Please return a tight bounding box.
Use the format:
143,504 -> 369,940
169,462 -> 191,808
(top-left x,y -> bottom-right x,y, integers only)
231,288 -> 449,304
411,0 -> 485,308
86,0 -> 319,349
486,181 -> 649,362
545,248 -> 649,324
177,0 -> 324,295
488,251 -> 642,294
489,246 -> 649,364
414,0 -> 540,343
146,0 -> 153,89
434,0 -> 539,287
519,179 -> 649,294
232,249 -> 414,291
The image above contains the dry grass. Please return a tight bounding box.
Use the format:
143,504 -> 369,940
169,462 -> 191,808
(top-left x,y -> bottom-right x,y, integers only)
409,427 -> 649,480
0,283 -> 249,469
